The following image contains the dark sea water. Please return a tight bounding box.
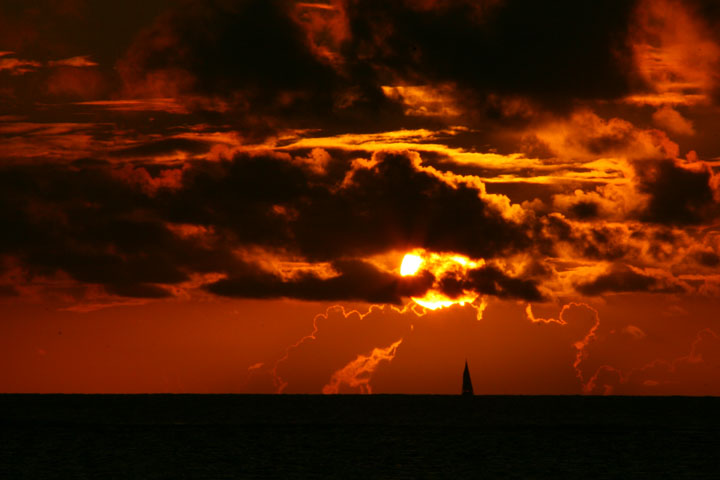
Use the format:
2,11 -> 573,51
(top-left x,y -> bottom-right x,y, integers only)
1,395 -> 719,479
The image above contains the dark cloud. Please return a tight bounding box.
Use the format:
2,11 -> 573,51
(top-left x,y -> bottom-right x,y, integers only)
636,159 -> 718,225
0,1 -> 174,111
162,150 -> 534,261
0,149 -> 531,300
290,151 -> 532,260
4,146 -> 708,302
695,250 -> 720,267
575,264 -> 685,296
344,0 -> 642,111
162,153 -> 310,248
0,0 -> 171,63
435,264 -> 544,301
466,265 -> 544,301
121,0 -> 331,94
115,0 -> 648,136
540,215 -> 638,262
569,201 -> 600,220
119,0 -> 405,132
208,259 -> 434,304
0,162 -> 241,298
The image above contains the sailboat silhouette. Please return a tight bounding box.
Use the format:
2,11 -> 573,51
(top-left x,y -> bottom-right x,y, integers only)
462,359 -> 474,396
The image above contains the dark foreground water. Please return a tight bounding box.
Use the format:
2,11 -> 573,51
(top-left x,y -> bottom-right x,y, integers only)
1,395 -> 719,479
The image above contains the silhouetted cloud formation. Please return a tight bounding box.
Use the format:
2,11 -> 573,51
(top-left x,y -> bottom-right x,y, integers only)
636,159 -> 718,225
344,0 -> 640,110
3,0 -> 720,306
208,259 -> 434,304
0,150 -> 540,301
119,0 -> 404,132
575,264 -> 685,296
115,0 -> 648,133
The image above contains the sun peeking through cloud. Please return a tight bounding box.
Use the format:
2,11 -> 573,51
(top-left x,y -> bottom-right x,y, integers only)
400,253 -> 423,276
400,250 -> 483,310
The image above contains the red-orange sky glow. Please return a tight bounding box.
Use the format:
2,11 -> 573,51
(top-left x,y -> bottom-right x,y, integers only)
2,0 -> 720,395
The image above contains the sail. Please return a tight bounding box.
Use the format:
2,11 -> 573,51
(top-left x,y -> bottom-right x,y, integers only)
462,360 -> 474,396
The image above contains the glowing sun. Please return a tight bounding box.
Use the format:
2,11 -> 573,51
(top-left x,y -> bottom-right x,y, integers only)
398,250 -> 484,310
400,253 -> 423,276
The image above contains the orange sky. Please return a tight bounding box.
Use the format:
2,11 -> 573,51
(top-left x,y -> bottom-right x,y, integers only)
1,0 -> 720,395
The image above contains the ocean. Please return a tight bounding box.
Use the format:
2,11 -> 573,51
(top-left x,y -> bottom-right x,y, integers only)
1,394 -> 718,478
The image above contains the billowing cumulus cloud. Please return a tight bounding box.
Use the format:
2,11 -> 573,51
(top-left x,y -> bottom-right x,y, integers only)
2,141 -> 719,305
208,259 -> 434,304
0,149 -> 546,303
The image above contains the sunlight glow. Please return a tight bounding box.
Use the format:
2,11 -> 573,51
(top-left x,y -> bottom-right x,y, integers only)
400,249 -> 484,310
413,291 -> 478,311
400,254 -> 423,276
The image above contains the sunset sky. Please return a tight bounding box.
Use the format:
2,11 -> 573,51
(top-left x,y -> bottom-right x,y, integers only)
2,0 -> 720,395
